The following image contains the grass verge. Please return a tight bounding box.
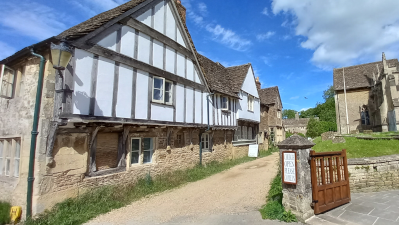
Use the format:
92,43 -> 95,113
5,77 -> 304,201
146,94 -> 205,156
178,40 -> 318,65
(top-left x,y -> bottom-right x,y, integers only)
26,149 -> 276,225
0,201 -> 11,225
259,172 -> 297,223
313,136 -> 399,158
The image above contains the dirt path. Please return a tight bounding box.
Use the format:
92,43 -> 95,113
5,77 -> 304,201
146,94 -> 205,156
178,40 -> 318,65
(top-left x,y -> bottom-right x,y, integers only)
86,152 -> 280,225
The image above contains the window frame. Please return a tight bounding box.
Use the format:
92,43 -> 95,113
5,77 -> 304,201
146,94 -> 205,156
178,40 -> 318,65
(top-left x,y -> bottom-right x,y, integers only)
201,133 -> 210,150
152,76 -> 173,105
0,66 -> 16,99
131,138 -> 141,165
142,138 -> 154,164
248,95 -> 254,112
5,140 -> 11,176
0,140 -> 3,176
221,96 -> 229,111
14,140 -> 20,177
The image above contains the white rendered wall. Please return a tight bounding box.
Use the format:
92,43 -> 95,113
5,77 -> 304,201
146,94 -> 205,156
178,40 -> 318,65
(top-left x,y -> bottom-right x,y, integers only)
137,32 -> 151,64
152,40 -> 164,69
176,52 -> 185,77
135,7 -> 152,27
98,31 -> 117,51
73,49 -> 94,115
165,46 -> 175,73
165,3 -> 176,41
175,84 -> 185,122
153,1 -> 165,33
186,59 -> 194,81
186,87 -> 194,123
151,104 -> 174,121
195,90 -> 202,124
116,64 -> 133,118
95,57 -> 115,117
241,67 -> 259,98
194,69 -> 201,84
237,91 -> 260,122
135,70 -> 149,119
120,26 -> 135,58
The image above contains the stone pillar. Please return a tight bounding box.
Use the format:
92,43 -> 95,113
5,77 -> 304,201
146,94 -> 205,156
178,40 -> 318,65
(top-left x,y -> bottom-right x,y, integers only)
277,134 -> 315,221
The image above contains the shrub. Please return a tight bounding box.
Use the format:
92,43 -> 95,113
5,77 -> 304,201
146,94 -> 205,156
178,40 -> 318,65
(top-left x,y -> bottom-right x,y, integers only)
0,201 -> 11,225
306,117 -> 336,138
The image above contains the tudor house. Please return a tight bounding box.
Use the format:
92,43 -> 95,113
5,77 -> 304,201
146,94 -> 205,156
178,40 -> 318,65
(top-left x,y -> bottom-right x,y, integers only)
0,0 -> 263,216
258,86 -> 285,143
334,53 -> 399,134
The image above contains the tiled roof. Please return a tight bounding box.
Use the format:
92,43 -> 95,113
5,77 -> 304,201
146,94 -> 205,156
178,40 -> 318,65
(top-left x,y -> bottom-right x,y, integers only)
196,54 -> 250,97
259,86 -> 280,105
333,59 -> 398,91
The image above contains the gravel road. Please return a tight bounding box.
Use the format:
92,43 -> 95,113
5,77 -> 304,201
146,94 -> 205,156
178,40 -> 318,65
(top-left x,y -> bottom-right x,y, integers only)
86,152 -> 286,225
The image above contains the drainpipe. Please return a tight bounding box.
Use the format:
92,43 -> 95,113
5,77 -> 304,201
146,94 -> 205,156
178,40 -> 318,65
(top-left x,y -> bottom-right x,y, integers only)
343,67 -> 350,134
27,49 -> 46,218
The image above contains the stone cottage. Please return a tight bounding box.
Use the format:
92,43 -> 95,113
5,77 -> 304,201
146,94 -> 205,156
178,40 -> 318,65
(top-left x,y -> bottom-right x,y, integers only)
258,86 -> 285,144
334,53 -> 399,134
0,0 -> 263,217
283,112 -> 310,135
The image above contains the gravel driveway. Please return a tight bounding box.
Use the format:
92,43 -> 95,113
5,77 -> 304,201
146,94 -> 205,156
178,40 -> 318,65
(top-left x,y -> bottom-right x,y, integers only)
86,152 -> 285,225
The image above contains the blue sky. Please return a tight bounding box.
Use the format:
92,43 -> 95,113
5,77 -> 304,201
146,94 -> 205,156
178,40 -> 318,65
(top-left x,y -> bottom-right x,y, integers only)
1,0 -> 399,112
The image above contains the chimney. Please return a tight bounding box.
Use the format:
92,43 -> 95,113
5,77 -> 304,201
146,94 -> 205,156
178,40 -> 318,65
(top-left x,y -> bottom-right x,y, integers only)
295,112 -> 299,120
255,77 -> 261,90
176,0 -> 186,24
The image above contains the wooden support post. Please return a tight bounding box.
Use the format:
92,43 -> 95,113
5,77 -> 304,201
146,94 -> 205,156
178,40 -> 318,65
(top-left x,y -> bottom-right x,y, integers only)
118,126 -> 130,167
89,127 -> 100,175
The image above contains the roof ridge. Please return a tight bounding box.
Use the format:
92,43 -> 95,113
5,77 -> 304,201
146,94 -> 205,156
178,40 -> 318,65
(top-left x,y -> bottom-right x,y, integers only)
333,58 -> 398,71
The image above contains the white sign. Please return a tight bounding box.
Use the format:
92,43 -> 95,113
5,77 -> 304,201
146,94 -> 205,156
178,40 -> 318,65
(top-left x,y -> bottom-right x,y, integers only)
283,152 -> 297,184
248,144 -> 259,157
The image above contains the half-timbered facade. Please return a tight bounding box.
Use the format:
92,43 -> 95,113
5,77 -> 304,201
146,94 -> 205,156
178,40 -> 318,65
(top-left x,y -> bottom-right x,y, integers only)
0,0 -> 266,216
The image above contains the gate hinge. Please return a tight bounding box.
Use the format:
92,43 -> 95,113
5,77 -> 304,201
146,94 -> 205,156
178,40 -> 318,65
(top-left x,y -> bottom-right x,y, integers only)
310,200 -> 318,208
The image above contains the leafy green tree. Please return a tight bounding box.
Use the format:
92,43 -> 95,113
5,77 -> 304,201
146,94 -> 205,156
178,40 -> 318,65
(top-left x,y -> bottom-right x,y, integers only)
282,109 -> 297,119
323,85 -> 335,101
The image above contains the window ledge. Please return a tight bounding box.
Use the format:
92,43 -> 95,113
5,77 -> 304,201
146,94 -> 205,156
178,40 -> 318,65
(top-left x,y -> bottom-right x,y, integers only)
87,167 -> 126,178
247,110 -> 254,113
151,101 -> 174,108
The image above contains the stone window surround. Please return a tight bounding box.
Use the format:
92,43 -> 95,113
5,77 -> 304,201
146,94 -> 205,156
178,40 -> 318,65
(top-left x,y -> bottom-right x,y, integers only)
0,138 -> 21,178
0,66 -> 16,99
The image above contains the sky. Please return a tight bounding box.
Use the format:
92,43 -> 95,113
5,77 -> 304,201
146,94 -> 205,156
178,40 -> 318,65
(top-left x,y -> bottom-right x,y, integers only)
1,0 -> 399,112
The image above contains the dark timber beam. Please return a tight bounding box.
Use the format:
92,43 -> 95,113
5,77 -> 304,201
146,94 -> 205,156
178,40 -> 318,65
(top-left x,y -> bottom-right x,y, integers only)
73,43 -> 206,92
119,17 -> 196,62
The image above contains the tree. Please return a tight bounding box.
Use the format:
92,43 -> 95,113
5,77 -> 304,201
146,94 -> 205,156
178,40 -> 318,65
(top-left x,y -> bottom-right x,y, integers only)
283,109 -> 297,119
323,85 -> 335,101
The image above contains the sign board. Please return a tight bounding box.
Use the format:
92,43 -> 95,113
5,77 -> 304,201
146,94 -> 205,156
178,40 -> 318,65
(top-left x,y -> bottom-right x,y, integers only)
248,144 -> 259,157
282,151 -> 297,184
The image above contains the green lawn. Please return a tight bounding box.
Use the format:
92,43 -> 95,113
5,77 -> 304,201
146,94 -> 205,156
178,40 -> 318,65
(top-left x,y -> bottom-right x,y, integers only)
313,137 -> 399,158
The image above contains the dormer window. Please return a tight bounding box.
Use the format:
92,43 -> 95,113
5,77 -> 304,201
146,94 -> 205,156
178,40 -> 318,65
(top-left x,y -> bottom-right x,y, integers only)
221,96 -> 229,111
248,95 -> 254,111
152,76 -> 173,105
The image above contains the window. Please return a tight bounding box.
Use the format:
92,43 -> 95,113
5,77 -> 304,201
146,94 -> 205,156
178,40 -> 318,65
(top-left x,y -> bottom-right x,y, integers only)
234,127 -> 241,141
14,140 -> 20,177
221,96 -> 229,110
201,133 -> 209,150
143,138 -> 154,164
1,66 -> 15,98
248,127 -> 253,140
131,138 -> 154,165
248,95 -> 254,111
361,110 -> 370,125
277,111 -> 281,118
242,126 -> 247,140
176,134 -> 182,147
5,140 -> 11,176
131,138 -> 140,164
152,76 -> 173,105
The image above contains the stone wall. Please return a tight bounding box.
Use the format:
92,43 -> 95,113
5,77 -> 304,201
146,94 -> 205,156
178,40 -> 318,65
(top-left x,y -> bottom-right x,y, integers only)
35,127 -> 243,214
348,154 -> 399,193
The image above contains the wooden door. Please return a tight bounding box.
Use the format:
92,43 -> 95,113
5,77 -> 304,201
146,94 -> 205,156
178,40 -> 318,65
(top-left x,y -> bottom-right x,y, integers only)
310,149 -> 351,214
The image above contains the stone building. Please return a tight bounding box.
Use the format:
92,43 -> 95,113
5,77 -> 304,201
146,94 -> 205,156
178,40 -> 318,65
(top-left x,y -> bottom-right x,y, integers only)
334,53 -> 399,134
258,86 -> 285,144
283,112 -> 310,135
0,0 -> 262,217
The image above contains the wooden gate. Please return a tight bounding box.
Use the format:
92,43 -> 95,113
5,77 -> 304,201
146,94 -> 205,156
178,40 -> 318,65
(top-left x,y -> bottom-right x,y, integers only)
310,149 -> 351,214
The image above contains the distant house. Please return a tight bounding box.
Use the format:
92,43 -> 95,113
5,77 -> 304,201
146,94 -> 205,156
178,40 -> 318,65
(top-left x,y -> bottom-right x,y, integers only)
259,86 -> 285,143
283,112 -> 310,135
334,53 -> 399,134
0,0 -> 263,216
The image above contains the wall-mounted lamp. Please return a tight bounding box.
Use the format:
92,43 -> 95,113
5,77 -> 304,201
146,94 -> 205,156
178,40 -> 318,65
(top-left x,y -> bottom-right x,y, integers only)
51,40 -> 73,70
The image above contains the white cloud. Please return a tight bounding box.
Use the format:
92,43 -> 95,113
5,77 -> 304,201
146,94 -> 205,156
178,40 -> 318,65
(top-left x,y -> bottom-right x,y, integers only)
206,24 -> 252,51
257,31 -> 276,41
198,2 -> 208,16
290,96 -> 299,100
0,1 -> 68,40
282,35 -> 292,40
272,0 -> 399,69
262,7 -> 269,16
0,41 -> 16,60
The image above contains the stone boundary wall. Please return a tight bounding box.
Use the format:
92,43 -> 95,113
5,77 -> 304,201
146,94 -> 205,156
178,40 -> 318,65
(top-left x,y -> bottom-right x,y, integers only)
348,154 -> 399,192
